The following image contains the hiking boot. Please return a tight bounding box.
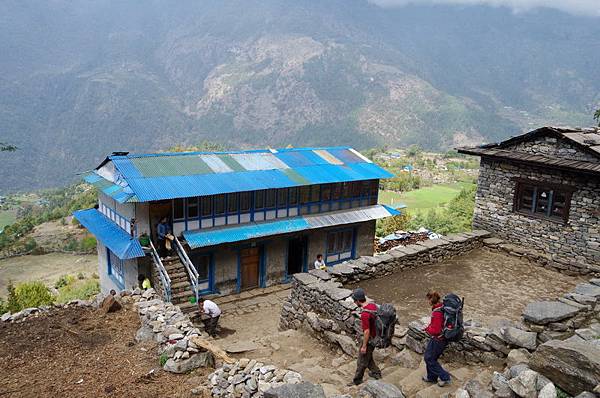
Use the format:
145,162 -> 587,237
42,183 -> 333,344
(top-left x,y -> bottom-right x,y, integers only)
422,376 -> 436,383
368,372 -> 382,380
438,379 -> 451,387
347,380 -> 362,387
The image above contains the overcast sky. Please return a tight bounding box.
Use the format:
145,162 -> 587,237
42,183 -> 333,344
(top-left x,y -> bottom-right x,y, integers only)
369,0 -> 600,17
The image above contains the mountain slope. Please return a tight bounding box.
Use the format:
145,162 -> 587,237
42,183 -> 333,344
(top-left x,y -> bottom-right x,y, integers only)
1,0 -> 599,190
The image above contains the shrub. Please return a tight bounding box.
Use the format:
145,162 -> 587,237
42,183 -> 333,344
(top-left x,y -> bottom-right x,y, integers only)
80,236 -> 97,251
77,272 -> 85,280
55,279 -> 100,303
8,281 -> 54,311
159,353 -> 169,367
23,237 -> 37,252
54,274 -> 76,289
376,213 -> 412,237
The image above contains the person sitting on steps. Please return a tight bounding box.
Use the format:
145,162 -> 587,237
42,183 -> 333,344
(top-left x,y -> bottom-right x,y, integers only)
422,291 -> 452,387
348,287 -> 382,386
313,253 -> 326,270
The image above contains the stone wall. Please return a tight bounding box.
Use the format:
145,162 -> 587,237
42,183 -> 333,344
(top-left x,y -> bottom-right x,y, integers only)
279,231 -> 492,360
473,157 -> 600,274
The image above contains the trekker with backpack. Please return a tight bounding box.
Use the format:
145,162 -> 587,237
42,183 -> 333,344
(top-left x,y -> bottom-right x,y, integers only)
349,288 -> 397,386
422,291 -> 464,387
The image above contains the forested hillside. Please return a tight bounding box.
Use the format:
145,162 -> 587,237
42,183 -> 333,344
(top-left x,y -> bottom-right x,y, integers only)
1,0 -> 599,190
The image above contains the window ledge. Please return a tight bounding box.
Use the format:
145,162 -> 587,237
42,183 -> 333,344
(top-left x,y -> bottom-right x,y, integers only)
514,210 -> 568,225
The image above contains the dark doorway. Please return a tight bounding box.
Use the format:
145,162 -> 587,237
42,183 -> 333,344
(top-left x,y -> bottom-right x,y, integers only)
287,236 -> 307,276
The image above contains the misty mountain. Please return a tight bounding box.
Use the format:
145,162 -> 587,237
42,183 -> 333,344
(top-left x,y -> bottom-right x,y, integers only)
1,0 -> 599,191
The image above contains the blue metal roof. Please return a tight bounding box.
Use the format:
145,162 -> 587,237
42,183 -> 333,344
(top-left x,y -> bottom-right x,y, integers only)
184,204 -> 400,249
87,147 -> 393,202
73,209 -> 145,259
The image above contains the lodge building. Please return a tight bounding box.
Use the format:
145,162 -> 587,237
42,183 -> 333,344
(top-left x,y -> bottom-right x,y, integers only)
458,126 -> 600,274
74,147 -> 398,311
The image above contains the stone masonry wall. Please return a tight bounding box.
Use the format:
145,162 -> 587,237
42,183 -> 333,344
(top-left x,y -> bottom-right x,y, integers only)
473,157 -> 600,274
279,231 -> 497,363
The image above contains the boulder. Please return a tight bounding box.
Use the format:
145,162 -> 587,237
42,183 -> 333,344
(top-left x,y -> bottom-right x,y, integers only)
463,380 -> 494,398
101,295 -> 122,313
530,339 -> 600,396
134,325 -> 154,343
573,283 -> 600,298
508,369 -> 538,398
1,312 -> 11,322
264,382 -> 325,398
163,352 -> 214,373
324,331 -> 357,356
225,341 -> 260,354
360,380 -> 405,398
574,393 -> 596,398
500,327 -> 538,350
537,383 -> 557,398
454,389 -> 470,398
522,301 -> 580,325
492,372 -> 515,398
141,288 -> 155,298
506,348 -> 531,367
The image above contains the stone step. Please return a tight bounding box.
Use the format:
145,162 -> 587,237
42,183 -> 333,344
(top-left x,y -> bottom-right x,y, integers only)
171,281 -> 191,290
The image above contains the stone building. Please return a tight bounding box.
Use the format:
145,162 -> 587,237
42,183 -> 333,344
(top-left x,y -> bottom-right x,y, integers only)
73,147 -> 398,312
458,126 -> 600,274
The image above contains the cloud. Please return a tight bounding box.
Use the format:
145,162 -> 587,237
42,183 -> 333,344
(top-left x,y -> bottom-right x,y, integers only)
369,0 -> 600,17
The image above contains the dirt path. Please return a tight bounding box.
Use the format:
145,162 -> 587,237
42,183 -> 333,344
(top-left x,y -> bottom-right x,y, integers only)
0,253 -> 97,296
350,248 -> 585,327
0,305 -> 208,398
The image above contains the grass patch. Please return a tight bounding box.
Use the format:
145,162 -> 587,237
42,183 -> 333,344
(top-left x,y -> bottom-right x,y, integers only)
0,209 -> 17,230
55,278 -> 100,304
379,182 -> 475,213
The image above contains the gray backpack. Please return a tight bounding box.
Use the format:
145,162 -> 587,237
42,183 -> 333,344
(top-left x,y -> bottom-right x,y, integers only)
364,303 -> 397,348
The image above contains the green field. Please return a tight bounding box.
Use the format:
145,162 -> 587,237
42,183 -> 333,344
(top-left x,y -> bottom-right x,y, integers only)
0,209 -> 17,231
379,182 -> 475,213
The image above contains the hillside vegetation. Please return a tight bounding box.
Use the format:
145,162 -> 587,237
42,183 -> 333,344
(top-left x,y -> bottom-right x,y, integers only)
1,0 -> 599,190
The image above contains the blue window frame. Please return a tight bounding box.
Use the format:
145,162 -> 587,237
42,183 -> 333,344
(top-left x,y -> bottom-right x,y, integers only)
107,248 -> 125,289
190,252 -> 215,293
325,228 -> 355,264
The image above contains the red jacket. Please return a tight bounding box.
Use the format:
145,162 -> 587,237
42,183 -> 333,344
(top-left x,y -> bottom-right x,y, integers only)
424,303 -> 444,338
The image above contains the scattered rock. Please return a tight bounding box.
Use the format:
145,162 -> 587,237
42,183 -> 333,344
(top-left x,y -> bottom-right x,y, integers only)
163,352 -> 214,373
453,389 -> 470,398
537,382 -> 557,398
500,327 -> 538,350
359,380 -> 405,398
1,312 -> 11,322
135,325 -> 154,343
508,369 -> 538,398
101,295 -> 122,313
506,348 -> 531,367
463,379 -> 493,398
264,381 -> 326,398
522,301 -> 580,325
530,339 -> 600,396
492,372 -> 515,398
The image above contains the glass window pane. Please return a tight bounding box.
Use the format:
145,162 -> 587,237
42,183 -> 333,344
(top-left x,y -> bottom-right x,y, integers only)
361,181 -> 370,197
310,185 -> 320,202
551,190 -> 567,218
187,198 -> 199,218
255,191 -> 265,210
343,230 -> 353,252
342,183 -> 351,199
535,188 -> 550,214
327,233 -> 336,253
300,186 -> 311,204
351,182 -> 361,198
277,188 -> 288,209
227,193 -> 238,213
191,253 -> 210,281
214,194 -> 225,215
266,190 -> 276,208
289,187 -> 298,205
240,192 -> 251,212
201,196 -> 212,217
519,185 -> 535,212
370,180 -> 379,196
321,184 -> 331,201
332,183 -> 341,200
173,199 -> 184,220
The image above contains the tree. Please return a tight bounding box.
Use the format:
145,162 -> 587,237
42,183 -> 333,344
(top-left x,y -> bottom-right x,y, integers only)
0,142 -> 17,152
594,109 -> 600,127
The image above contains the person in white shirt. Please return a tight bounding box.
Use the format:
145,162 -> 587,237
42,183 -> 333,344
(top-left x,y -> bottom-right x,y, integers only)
198,297 -> 222,337
314,253 -> 327,270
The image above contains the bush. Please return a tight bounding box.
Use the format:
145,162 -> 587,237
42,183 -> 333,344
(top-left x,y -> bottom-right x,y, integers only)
54,274 -> 76,289
55,279 -> 100,303
376,213 -> 412,237
80,236 -> 97,251
77,272 -> 85,280
6,281 -> 54,312
159,353 -> 169,367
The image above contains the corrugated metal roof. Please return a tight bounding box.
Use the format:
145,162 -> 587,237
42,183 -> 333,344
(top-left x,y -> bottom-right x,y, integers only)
73,209 -> 145,259
86,147 -> 393,202
183,204 -> 400,249
84,173 -> 135,204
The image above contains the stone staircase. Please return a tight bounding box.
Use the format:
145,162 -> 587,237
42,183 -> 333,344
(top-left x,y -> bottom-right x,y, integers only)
154,256 -> 198,316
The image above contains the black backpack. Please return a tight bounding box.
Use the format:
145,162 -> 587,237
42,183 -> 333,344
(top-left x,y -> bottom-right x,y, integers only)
436,294 -> 464,342
364,303 -> 397,348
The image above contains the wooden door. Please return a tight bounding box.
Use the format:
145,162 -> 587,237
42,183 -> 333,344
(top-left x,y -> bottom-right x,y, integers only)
240,247 -> 260,290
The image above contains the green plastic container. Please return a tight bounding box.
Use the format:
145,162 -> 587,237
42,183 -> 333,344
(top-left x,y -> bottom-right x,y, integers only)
139,235 -> 150,246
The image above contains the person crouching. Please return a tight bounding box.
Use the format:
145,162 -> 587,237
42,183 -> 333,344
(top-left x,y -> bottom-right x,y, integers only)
422,291 -> 451,387
198,297 -> 221,338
